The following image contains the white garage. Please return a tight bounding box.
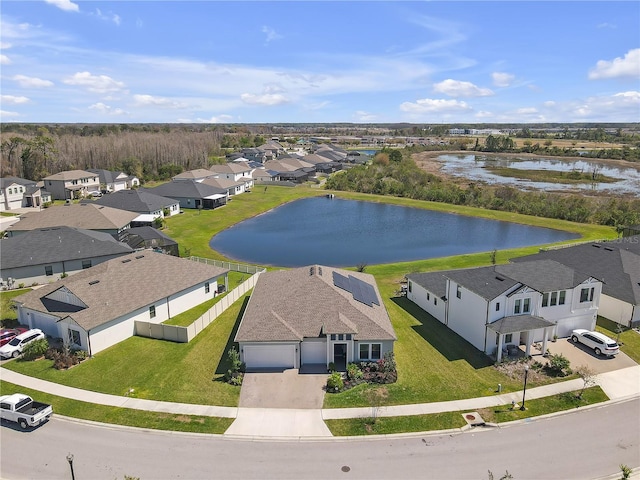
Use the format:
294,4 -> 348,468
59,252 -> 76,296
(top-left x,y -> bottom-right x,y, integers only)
301,340 -> 327,365
242,344 -> 297,370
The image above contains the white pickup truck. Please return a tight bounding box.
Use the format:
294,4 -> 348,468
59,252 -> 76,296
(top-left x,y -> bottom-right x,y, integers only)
0,393 -> 53,429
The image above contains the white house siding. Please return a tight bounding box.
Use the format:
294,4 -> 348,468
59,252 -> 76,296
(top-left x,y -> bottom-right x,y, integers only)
407,281 -> 446,323
59,318 -> 89,351
446,280 -> 490,352
19,307 -> 62,339
88,307 -> 148,355
598,294 -> 638,327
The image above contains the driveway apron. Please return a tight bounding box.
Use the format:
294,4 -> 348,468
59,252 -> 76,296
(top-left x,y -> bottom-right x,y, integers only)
239,369 -> 327,409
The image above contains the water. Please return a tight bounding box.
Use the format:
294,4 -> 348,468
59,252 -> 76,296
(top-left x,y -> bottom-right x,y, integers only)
209,197 -> 579,267
437,154 -> 640,195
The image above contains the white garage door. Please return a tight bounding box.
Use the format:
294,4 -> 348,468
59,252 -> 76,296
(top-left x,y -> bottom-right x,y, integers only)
243,345 -> 296,369
557,316 -> 594,338
301,341 -> 327,365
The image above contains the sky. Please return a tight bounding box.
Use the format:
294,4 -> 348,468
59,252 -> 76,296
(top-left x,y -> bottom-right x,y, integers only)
1,1 -> 639,124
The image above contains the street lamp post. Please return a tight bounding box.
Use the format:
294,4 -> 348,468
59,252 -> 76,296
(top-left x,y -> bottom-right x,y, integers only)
520,365 -> 530,411
66,453 -> 75,480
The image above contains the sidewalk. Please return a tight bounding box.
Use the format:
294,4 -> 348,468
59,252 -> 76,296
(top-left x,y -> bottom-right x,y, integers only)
2,365 -> 639,437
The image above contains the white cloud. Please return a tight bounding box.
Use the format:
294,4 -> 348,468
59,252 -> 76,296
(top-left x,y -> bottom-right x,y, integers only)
1,95 -> 30,104
0,55 -> 10,65
63,72 -> 125,93
475,110 -> 493,118
432,79 -> 493,97
240,93 -> 289,106
354,110 -> 377,122
597,22 -> 616,29
0,42 -> 12,49
543,100 -> 556,107
196,114 -> 233,123
400,98 -> 471,113
12,74 -> 54,88
93,8 -> 121,26
132,94 -> 187,109
589,48 -> 640,80
88,102 -> 127,115
44,0 -> 79,12
262,26 -> 282,44
492,72 -> 515,87
0,110 -> 21,119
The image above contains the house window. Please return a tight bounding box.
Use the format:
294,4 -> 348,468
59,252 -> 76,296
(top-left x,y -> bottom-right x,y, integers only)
434,298 -> 437,305
495,302 -> 500,312
338,334 -> 344,341
331,334 -> 336,341
542,293 -> 549,307
456,285 -> 462,299
550,291 -> 558,306
359,343 -> 369,360
427,292 -> 430,301
45,265 -> 53,276
559,291 -> 566,305
346,334 -> 352,341
68,329 -> 81,346
149,305 -> 156,319
589,287 -> 595,301
523,298 -> 530,313
359,343 -> 382,360
505,333 -> 513,343
82,260 -> 92,269
205,282 -> 210,294
371,344 -> 381,360
580,287 -> 592,303
408,282 -> 412,293
514,299 -> 521,314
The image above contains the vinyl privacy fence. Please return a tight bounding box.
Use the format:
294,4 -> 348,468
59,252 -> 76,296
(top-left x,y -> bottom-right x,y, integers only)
135,270 -> 262,343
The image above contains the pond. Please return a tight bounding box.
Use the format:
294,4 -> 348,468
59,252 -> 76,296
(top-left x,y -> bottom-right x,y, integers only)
209,197 -> 579,267
437,154 -> 640,195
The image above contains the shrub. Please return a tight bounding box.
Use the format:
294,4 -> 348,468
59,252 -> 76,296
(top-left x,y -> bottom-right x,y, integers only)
328,362 -> 336,372
21,338 -> 49,360
544,353 -> 572,377
224,347 -> 245,385
326,372 -> 344,392
74,349 -> 88,361
347,362 -> 363,381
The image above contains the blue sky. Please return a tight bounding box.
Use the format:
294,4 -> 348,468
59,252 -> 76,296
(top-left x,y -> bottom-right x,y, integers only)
1,1 -> 639,124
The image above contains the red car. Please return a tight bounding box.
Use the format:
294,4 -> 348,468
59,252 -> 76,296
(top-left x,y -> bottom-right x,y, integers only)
0,327 -> 29,347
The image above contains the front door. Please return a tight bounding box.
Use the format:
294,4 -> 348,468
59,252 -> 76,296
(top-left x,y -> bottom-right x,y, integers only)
333,343 -> 347,371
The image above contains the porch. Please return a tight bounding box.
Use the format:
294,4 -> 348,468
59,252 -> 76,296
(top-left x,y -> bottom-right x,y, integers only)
488,315 -> 556,363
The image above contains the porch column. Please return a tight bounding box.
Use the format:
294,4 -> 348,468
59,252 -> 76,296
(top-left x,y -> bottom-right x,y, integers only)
541,327 -> 549,356
496,333 -> 503,362
524,330 -> 532,357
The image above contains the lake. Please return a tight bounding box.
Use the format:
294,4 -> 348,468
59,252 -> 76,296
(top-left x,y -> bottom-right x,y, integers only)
437,154 -> 640,195
209,197 -> 579,267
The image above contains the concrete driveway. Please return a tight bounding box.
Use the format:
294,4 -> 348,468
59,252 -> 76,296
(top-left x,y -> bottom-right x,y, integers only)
541,338 -> 637,374
239,368 -> 328,409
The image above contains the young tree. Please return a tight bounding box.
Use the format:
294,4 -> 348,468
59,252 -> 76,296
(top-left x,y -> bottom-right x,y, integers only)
575,365 -> 597,399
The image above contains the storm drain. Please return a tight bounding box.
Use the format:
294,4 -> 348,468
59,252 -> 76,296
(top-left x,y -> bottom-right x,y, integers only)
462,411 -> 485,427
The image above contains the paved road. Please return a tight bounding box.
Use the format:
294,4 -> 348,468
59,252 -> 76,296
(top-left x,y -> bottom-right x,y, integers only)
2,398 -> 638,480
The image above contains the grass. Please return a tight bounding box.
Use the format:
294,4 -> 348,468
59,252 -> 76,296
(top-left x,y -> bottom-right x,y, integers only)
325,386 -> 608,436
484,166 -> 618,184
0,381 -> 233,434
4,295 -> 249,406
596,316 -> 640,364
0,288 -> 31,327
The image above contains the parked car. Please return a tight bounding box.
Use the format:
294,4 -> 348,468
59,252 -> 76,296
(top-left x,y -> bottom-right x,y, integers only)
0,327 -> 28,347
0,393 -> 53,429
571,329 -> 620,356
0,329 -> 45,359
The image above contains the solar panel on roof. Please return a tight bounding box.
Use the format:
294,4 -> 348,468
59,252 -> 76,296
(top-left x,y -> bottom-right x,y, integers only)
348,275 -> 380,307
333,271 -> 351,292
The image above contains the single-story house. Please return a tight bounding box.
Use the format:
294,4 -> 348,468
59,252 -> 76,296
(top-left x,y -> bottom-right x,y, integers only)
87,169 -> 139,192
14,252 -> 229,355
0,226 -> 133,288
235,265 -> 396,371
172,169 -> 218,182
82,189 -> 181,225
43,170 -> 101,200
0,177 -> 51,211
512,237 -> 640,327
407,260 -> 602,362
126,226 -> 179,256
148,181 -> 228,210
5,203 -> 138,242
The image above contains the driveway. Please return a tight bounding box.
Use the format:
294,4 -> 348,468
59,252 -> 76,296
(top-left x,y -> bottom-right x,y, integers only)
540,338 -> 637,374
239,368 -> 328,409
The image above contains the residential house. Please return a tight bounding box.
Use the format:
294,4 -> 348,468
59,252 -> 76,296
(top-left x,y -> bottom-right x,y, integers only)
235,265 -> 396,371
126,226 -> 179,257
201,177 -> 246,197
252,168 -> 281,183
172,169 -> 217,182
209,162 -> 254,191
0,177 -> 51,211
87,169 -> 140,192
5,203 -> 138,242
262,158 -> 315,183
240,148 -> 267,163
43,170 -> 100,200
148,181 -> 228,209
407,260 -> 602,362
0,226 -> 133,288
82,189 -> 180,226
13,252 -> 229,355
512,237 -> 640,327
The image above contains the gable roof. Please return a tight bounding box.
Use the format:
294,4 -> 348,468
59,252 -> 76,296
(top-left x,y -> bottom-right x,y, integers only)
86,189 -> 178,213
126,226 -> 177,249
405,271 -> 449,298
513,238 -> 640,305
149,181 -> 227,199
87,169 -> 131,184
43,170 -> 97,181
201,177 -> 243,190
1,177 -> 36,189
6,204 -> 138,233
172,169 -> 216,181
235,265 -> 396,343
209,163 -> 252,174
0,226 -> 133,269
13,252 -> 228,331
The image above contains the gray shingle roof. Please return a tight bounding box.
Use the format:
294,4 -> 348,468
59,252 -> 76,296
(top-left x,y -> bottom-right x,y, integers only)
13,252 -> 229,331
405,271 -> 448,298
235,266 -> 396,343
488,315 -> 555,334
0,226 -> 133,268
149,181 -> 227,198
87,169 -> 129,184
86,189 -> 177,214
43,170 -> 97,181
444,266 -> 520,301
6,204 -> 138,232
1,177 -> 36,189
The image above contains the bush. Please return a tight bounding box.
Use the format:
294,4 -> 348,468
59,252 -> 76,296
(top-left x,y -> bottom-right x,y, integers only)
326,372 -> 344,392
224,347 -> 245,385
21,338 -> 48,360
74,349 -> 88,361
347,362 -> 363,381
544,353 -> 572,377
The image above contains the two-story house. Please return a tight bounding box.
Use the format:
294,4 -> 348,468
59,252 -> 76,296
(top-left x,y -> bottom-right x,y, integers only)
0,177 -> 51,211
407,260 -> 602,362
43,170 -> 100,200
208,162 -> 254,192
87,169 -> 140,193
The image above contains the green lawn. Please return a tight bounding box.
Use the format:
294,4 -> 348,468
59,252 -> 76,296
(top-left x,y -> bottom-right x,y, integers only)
0,381 -> 233,434
0,288 -> 31,327
596,316 -> 640,364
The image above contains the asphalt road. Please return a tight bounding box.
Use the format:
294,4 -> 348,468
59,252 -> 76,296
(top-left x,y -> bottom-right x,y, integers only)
1,399 -> 638,480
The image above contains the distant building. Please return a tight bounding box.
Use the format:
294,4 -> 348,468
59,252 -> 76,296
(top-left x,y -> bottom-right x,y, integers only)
43,170 -> 100,200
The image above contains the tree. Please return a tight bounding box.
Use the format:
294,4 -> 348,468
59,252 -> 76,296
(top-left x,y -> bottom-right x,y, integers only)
388,149 -> 403,162
575,365 -> 597,399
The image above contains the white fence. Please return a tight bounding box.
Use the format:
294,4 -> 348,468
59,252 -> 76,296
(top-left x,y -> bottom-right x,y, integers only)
188,257 -> 266,274
135,271 -> 262,343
